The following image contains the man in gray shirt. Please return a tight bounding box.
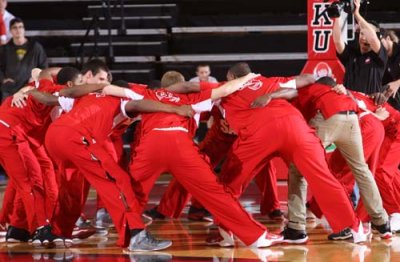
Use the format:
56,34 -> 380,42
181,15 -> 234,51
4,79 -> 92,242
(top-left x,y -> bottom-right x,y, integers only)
189,64 -> 218,83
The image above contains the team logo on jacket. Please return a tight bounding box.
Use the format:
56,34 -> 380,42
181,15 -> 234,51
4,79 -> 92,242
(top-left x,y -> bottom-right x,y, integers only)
242,79 -> 263,91
155,91 -> 181,103
313,62 -> 333,79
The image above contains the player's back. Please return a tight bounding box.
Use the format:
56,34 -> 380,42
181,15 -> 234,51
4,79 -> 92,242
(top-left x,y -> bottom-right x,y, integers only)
221,75 -> 301,135
54,94 -> 123,142
139,88 -> 212,137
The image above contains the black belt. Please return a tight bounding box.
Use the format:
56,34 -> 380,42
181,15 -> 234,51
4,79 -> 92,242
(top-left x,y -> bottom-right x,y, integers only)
337,110 -> 356,115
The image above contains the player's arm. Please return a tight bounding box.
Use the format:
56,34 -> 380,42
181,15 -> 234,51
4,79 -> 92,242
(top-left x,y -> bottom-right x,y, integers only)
251,88 -> 298,108
333,16 -> 346,54
384,79 -> 400,98
294,74 -> 315,88
353,0 -> 381,53
36,67 -> 62,81
26,89 -> 59,106
211,73 -> 259,100
166,82 -> 200,93
124,99 -> 194,118
101,84 -> 128,98
59,83 -> 108,98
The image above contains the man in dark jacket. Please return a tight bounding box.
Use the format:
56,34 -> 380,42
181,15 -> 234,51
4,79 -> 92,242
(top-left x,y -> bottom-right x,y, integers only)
0,17 -> 47,101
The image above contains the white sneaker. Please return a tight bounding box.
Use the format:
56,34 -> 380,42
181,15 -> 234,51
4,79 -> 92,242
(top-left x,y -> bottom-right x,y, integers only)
250,231 -> 283,248
205,227 -> 234,247
351,221 -> 370,244
390,213 -> 400,233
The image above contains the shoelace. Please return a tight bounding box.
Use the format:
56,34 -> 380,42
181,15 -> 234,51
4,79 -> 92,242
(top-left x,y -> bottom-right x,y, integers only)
145,231 -> 159,244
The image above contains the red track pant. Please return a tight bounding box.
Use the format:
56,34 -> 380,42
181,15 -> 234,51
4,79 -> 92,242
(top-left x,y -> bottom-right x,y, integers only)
129,130 -> 266,245
220,114 -> 358,233
45,125 -> 144,246
0,125 -> 53,232
157,123 -> 280,218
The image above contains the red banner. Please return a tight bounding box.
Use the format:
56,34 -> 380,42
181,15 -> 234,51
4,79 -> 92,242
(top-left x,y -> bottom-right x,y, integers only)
302,0 -> 345,83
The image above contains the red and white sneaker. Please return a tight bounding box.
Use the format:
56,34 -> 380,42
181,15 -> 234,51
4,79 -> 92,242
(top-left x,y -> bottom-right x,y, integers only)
250,231 -> 283,248
205,227 -> 234,247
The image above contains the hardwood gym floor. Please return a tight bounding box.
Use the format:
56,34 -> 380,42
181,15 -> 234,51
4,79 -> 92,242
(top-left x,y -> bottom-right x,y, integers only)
0,181 -> 398,262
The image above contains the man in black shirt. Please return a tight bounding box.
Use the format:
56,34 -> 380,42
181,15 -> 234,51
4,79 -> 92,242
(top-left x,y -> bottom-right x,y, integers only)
333,0 -> 388,101
0,17 -> 48,102
381,30 -> 400,110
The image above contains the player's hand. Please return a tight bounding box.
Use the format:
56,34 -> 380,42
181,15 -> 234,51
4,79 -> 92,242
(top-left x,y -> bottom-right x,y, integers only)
11,91 -> 29,108
31,68 -> 42,82
243,73 -> 260,83
374,107 -> 390,121
175,105 -> 194,118
385,82 -> 400,98
251,94 -> 272,108
332,84 -> 347,95
370,92 -> 388,106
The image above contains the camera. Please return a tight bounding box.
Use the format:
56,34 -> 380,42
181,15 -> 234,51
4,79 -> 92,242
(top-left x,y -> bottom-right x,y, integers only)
326,0 -> 369,18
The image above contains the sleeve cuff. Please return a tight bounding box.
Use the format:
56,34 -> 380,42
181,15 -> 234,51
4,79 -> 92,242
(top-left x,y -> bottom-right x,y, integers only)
124,89 -> 144,100
279,79 -> 297,89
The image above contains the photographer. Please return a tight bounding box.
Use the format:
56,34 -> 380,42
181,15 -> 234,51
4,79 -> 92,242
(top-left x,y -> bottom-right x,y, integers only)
333,0 -> 388,104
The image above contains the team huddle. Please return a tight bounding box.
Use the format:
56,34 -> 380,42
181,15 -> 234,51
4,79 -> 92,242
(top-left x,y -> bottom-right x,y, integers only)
0,0 -> 400,251
0,56 -> 398,252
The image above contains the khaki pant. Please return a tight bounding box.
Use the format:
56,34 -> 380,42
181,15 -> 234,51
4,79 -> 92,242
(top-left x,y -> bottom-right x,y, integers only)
288,112 -> 388,231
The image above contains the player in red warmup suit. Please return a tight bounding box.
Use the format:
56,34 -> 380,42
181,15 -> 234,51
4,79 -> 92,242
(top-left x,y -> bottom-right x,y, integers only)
218,63 -> 367,244
149,104 -> 282,221
0,67 -> 80,242
42,71 -> 194,250
104,71 -> 284,248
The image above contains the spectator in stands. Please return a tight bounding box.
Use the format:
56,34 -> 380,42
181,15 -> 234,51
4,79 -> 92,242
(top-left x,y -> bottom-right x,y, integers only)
189,64 -> 218,83
333,0 -> 387,102
381,29 -> 400,110
189,64 -> 217,142
0,17 -> 47,102
0,0 -> 14,45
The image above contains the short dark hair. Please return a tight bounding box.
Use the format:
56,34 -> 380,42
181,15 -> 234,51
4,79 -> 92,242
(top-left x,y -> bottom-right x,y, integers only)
381,29 -> 399,43
10,17 -> 24,30
316,76 -> 337,87
196,64 -> 210,71
56,67 -> 80,85
367,20 -> 380,30
366,20 -> 383,38
81,59 -> 111,81
228,62 -> 251,78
